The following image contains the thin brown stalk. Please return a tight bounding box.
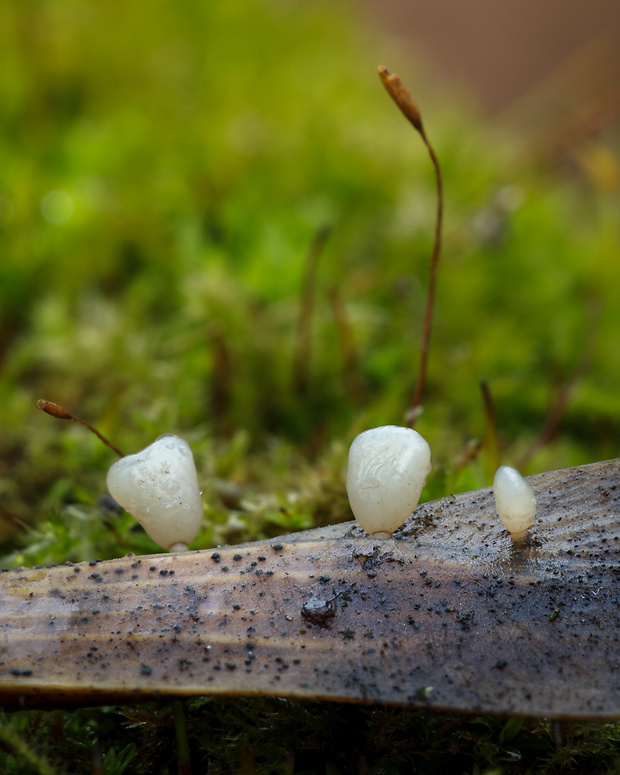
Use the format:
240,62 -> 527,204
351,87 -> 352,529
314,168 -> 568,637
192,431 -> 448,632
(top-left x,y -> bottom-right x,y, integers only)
328,286 -> 365,407
516,358 -> 592,471
517,301 -> 598,470
175,699 -> 192,775
37,399 -> 125,458
291,226 -> 331,396
480,380 -> 501,481
209,324 -> 233,433
378,66 -> 443,426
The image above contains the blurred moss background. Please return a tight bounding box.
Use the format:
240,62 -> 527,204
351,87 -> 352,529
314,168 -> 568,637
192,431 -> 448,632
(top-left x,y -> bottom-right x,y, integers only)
1,1 -> 620,772
1,0 -> 619,564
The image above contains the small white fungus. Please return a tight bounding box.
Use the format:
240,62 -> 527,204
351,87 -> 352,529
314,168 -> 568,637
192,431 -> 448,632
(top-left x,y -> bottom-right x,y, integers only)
346,425 -> 431,538
106,434 -> 204,551
493,465 -> 536,540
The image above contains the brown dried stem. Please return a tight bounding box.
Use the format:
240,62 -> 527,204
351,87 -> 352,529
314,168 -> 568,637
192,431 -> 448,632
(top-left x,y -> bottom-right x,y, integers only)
291,226 -> 331,396
37,400 -> 125,458
378,65 -> 443,426
516,355 -> 592,471
480,380 -> 500,481
517,300 -> 598,470
328,286 -> 365,407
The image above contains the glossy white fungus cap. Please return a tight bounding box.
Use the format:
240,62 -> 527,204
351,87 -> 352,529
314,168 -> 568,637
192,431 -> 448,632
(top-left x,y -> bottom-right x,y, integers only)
493,465 -> 536,540
346,425 -> 431,537
106,434 -> 203,551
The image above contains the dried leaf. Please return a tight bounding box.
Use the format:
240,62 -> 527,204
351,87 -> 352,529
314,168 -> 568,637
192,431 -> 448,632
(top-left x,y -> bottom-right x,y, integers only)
0,459 -> 618,718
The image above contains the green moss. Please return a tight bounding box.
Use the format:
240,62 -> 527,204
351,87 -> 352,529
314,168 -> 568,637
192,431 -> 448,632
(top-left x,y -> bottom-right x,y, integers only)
2,703 -> 620,775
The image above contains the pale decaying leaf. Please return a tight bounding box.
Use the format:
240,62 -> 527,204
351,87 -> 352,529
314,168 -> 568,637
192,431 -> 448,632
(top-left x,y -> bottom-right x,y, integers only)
0,458 -> 618,718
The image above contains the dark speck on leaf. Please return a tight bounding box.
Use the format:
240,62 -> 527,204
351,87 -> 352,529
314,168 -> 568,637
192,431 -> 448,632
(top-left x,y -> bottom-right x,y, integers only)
301,596 -> 336,625
211,553 -> 221,563
140,665 -> 152,676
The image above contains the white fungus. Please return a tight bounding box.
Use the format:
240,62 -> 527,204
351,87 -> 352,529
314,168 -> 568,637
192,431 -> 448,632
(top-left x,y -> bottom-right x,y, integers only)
346,425 -> 431,538
106,434 -> 204,552
493,465 -> 536,541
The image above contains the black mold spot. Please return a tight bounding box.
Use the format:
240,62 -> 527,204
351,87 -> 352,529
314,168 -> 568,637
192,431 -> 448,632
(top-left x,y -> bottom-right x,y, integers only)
301,596 -> 336,626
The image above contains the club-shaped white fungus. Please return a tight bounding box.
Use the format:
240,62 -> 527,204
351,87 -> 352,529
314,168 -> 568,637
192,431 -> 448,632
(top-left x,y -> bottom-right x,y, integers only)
106,434 -> 203,552
493,465 -> 536,541
346,425 -> 431,538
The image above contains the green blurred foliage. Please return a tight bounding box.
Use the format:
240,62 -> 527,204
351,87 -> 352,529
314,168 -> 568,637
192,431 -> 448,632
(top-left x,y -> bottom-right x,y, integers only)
1,0 -> 617,555
1,1 -> 620,771
1,0 -> 619,555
